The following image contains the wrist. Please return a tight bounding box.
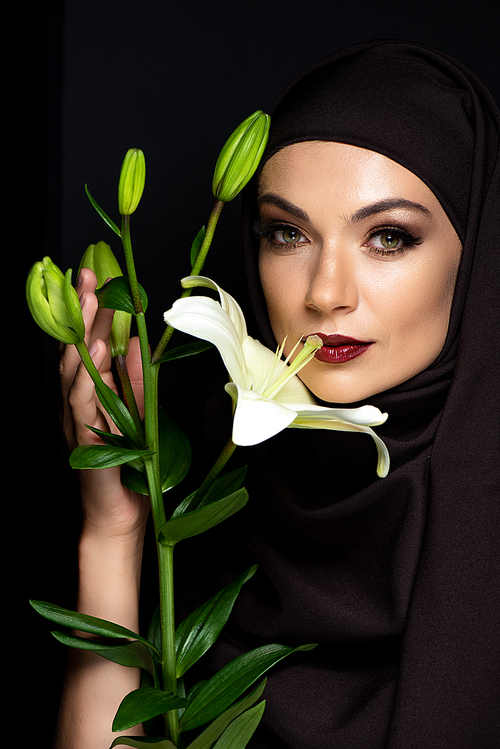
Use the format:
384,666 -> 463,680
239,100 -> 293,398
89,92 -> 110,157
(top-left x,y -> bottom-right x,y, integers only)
77,528 -> 144,630
78,468 -> 150,543
79,519 -> 146,567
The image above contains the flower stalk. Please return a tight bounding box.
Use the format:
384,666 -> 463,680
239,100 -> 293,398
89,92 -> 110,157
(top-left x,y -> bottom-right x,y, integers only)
151,198 -> 225,364
189,438 -> 237,511
115,142 -> 257,742
118,213 -> 177,738
114,354 -> 144,438
121,215 -> 144,315
152,108 -> 269,365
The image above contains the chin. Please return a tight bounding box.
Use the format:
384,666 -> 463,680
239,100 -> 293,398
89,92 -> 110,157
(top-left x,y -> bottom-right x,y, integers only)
298,368 -> 401,405
300,379 -> 377,406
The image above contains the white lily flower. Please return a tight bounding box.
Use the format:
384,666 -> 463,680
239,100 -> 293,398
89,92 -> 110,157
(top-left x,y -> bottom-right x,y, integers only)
164,276 -> 389,477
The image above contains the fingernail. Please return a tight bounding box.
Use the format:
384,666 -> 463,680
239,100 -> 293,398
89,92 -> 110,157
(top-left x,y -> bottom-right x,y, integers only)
89,341 -> 98,357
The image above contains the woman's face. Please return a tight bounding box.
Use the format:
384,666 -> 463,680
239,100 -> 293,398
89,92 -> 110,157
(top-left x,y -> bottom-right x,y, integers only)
258,141 -> 462,403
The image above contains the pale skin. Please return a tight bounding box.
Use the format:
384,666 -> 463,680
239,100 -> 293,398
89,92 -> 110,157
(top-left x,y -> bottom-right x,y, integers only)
56,143 -> 462,747
56,268 -> 148,747
258,142 -> 463,403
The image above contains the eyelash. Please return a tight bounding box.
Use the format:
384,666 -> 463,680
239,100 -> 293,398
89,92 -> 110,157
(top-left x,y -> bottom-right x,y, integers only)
253,220 -> 308,249
254,220 -> 423,256
366,226 -> 423,256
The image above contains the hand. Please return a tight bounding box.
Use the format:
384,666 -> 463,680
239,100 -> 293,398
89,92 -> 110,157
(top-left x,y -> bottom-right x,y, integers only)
59,268 -> 149,545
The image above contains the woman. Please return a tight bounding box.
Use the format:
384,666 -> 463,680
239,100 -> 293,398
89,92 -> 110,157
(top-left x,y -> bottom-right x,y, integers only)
57,40 -> 500,747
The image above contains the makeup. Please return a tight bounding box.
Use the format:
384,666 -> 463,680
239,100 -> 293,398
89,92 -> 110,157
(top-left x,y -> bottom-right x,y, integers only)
305,334 -> 373,364
258,141 -> 462,402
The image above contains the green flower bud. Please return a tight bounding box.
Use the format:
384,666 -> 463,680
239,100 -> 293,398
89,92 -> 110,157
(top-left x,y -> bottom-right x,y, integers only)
78,241 -> 132,357
212,110 -> 270,202
118,148 -> 146,215
26,257 -> 85,344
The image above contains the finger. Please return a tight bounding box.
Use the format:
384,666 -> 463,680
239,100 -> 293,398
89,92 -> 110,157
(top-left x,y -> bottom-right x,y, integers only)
60,269 -> 99,401
60,273 -> 118,405
87,302 -> 115,374
63,339 -> 110,449
125,337 -> 145,420
78,270 -> 115,373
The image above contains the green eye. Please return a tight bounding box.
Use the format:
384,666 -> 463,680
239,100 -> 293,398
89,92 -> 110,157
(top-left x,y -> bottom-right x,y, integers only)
282,228 -> 302,243
380,232 -> 401,249
255,221 -> 308,248
367,226 -> 422,257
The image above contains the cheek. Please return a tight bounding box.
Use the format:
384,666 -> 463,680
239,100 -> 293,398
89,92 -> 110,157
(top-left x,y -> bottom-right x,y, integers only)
259,253 -> 298,334
380,256 -> 459,357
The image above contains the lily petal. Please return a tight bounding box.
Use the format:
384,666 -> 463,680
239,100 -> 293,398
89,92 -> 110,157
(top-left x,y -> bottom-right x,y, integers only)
296,404 -> 388,427
225,383 -> 298,446
242,337 -> 287,392
290,415 -> 390,478
181,276 -> 248,343
164,296 -> 252,388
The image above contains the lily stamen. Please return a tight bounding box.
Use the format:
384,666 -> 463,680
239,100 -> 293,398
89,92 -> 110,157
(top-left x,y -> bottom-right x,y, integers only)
263,336 -> 322,400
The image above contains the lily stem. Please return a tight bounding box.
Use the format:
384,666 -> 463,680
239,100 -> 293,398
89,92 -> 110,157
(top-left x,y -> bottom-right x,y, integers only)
190,199 -> 225,276
115,354 -> 144,441
121,214 -> 143,314
135,313 -> 179,742
120,213 -> 179,742
151,199 -> 224,365
191,438 -> 237,510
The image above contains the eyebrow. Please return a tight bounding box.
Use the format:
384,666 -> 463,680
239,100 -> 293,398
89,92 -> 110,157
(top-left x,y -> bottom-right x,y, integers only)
349,198 -> 431,223
257,193 -> 431,224
257,193 -> 310,222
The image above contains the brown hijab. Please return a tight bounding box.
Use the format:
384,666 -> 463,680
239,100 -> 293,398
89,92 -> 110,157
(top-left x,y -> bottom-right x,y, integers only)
179,40 -> 500,747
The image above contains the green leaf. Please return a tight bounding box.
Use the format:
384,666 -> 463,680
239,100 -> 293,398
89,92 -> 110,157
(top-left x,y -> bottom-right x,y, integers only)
119,412 -> 190,495
199,465 -> 247,507
51,631 -> 156,676
85,424 -> 130,448
84,426 -> 147,473
158,488 -> 248,547
112,687 -> 188,732
171,466 -> 247,519
85,183 -> 121,237
175,565 -> 258,678
185,681 -> 267,749
29,601 -> 160,656
155,341 -> 213,366
179,642 -> 316,733
111,739 -> 176,749
69,444 -> 152,470
96,275 -> 149,314
212,701 -> 265,749
185,679 -> 208,705
158,408 -> 191,493
87,373 -> 141,446
121,464 -> 150,495
190,225 -> 206,268
146,605 -> 162,655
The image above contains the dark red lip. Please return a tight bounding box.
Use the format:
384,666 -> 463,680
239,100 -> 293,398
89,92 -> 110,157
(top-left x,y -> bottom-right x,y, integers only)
304,333 -> 373,363
312,333 -> 369,346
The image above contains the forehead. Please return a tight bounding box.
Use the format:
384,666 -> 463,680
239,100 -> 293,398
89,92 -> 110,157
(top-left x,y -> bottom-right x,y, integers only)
259,141 -> 439,209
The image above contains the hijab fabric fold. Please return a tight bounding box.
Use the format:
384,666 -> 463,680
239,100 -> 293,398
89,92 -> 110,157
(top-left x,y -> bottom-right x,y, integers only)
180,40 -> 500,747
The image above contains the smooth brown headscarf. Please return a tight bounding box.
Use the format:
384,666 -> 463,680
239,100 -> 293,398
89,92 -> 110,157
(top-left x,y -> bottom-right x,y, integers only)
178,40 -> 500,747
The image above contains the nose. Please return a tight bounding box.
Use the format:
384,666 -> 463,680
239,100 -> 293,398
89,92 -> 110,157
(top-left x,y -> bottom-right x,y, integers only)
305,245 -> 359,315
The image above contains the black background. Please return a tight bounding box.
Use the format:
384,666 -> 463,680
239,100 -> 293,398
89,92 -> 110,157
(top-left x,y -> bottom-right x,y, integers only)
8,0 -> 499,742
